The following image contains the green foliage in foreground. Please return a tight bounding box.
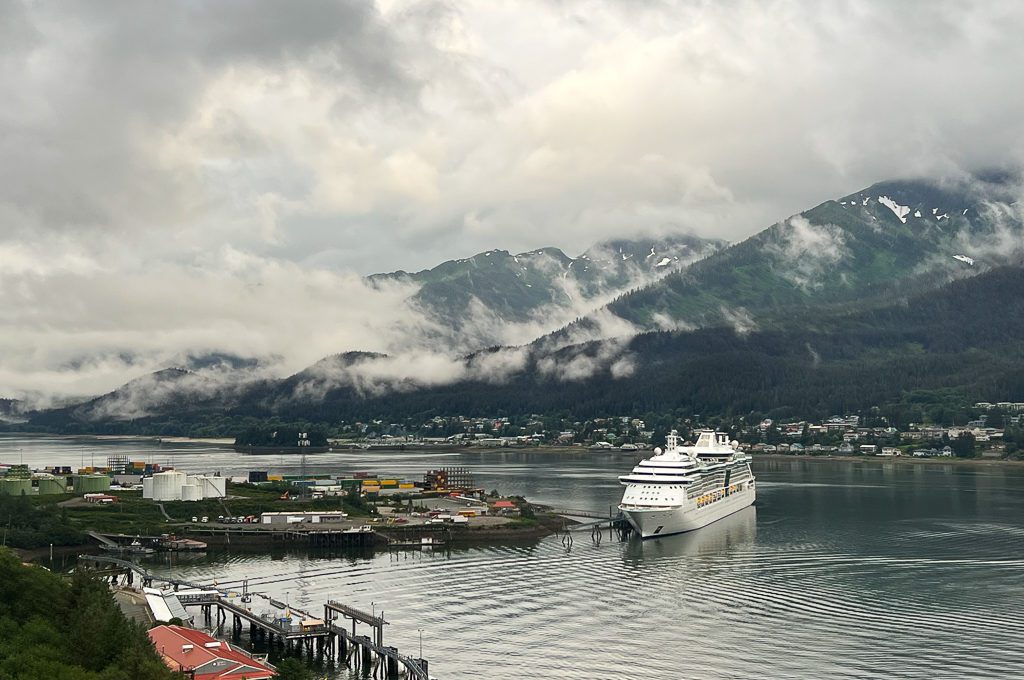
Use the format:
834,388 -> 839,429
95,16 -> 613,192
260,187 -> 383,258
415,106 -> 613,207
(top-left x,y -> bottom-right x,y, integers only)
274,657 -> 316,680
0,548 -> 177,680
0,493 -> 85,549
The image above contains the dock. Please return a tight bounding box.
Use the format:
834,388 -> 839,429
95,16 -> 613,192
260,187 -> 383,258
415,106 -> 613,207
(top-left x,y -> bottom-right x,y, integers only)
79,554 -> 431,678
180,525 -> 383,548
86,531 -> 208,552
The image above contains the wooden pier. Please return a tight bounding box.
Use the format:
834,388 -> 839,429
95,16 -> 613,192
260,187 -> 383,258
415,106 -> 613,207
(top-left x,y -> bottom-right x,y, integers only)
323,601 -> 429,679
202,596 -> 333,657
79,555 -> 431,679
180,526 -> 384,548
189,597 -> 429,678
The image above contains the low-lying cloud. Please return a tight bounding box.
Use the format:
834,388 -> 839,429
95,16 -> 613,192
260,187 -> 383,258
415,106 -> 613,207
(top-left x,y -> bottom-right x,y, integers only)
768,216 -> 851,291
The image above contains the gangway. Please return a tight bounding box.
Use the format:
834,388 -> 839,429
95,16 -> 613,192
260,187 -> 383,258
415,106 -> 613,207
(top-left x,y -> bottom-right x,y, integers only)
79,554 -> 210,590
86,531 -> 121,549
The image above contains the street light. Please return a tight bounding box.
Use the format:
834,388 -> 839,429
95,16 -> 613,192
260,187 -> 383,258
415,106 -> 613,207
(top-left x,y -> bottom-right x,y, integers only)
418,628 -> 423,659
371,601 -> 375,619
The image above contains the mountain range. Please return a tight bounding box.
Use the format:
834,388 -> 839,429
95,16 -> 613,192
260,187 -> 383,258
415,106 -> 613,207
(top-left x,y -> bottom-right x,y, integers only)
13,174 -> 1024,433
602,177 -> 1023,332
369,234 -> 723,345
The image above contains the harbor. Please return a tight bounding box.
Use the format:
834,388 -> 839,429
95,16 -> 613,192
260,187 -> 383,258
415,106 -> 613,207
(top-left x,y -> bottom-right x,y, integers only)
8,435 -> 1024,678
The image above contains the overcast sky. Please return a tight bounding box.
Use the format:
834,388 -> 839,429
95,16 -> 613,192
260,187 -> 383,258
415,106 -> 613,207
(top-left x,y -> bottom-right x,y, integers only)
4,0 -> 1024,400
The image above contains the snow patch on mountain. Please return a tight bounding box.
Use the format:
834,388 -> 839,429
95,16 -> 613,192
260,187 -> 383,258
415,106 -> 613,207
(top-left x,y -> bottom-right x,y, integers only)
878,195 -> 910,223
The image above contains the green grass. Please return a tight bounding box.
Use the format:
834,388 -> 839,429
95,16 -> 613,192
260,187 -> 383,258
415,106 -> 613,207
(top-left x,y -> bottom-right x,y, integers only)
56,482 -> 373,535
62,492 -> 167,535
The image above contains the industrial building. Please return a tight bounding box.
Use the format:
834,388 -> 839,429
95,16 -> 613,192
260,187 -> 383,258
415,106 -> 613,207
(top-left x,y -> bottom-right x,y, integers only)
142,471 -> 226,502
423,467 -> 475,491
260,511 -> 349,525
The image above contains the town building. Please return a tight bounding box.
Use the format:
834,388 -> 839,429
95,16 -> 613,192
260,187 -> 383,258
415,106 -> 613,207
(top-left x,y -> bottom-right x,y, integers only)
490,500 -> 520,516
147,625 -> 275,679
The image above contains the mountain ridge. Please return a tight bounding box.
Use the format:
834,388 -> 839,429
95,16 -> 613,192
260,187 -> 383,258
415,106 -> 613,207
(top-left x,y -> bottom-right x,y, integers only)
14,175 -> 1024,431
21,265 -> 1024,432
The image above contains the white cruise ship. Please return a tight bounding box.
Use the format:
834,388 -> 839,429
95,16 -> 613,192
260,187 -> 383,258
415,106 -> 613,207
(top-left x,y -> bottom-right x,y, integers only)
619,430 -> 755,538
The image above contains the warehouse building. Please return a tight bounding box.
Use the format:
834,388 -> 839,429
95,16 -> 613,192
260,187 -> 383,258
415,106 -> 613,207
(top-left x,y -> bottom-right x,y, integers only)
260,510 -> 349,525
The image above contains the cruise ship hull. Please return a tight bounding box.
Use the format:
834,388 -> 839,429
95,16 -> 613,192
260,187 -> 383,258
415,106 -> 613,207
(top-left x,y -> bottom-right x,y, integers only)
621,485 -> 755,539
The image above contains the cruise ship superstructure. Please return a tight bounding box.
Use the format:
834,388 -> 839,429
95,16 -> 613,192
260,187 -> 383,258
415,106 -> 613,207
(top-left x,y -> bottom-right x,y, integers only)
618,430 -> 755,538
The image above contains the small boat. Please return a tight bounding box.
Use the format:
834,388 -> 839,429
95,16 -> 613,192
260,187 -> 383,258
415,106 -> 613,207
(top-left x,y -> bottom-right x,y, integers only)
125,539 -> 156,555
159,537 -> 208,552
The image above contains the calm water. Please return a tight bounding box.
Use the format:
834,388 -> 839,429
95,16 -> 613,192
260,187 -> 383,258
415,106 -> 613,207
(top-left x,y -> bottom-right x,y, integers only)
5,434 -> 1024,679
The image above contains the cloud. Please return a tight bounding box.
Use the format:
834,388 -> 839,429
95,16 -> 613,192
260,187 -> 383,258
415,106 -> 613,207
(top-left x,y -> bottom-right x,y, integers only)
0,244 -> 429,400
289,345 -> 531,400
768,216 -> 850,291
955,197 -> 1024,263
719,306 -> 758,336
6,0 -> 1024,398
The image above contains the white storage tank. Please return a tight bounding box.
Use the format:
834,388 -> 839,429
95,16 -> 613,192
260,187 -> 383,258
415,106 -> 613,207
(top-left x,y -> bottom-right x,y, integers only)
151,471 -> 186,501
200,476 -> 226,499
180,484 -> 202,502
142,476 -> 154,499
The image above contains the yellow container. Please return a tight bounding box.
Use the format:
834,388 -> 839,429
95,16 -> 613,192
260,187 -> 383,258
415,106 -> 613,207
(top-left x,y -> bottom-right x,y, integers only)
268,475 -> 283,481
398,483 -> 415,489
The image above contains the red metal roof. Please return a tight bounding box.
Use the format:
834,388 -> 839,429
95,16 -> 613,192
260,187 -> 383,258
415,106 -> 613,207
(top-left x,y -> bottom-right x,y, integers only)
492,500 -> 516,508
148,625 -> 275,679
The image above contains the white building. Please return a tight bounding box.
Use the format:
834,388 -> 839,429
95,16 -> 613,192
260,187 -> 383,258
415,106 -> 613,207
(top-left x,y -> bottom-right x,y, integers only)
143,471 -> 227,502
260,511 -> 348,525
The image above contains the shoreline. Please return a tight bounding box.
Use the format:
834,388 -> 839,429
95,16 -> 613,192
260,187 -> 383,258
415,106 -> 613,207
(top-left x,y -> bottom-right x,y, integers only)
1,432 -> 1019,465
751,453 -> 1024,467
13,516 -> 564,563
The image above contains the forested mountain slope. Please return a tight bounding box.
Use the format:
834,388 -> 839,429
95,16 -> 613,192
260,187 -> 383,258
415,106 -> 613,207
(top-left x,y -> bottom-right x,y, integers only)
602,178 -> 1024,331
26,266 -> 1024,432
